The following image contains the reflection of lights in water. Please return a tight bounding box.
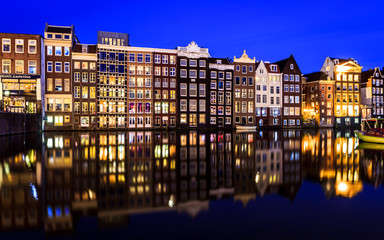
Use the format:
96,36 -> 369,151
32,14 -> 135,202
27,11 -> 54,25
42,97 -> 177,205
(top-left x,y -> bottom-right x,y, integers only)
4,163 -> 10,175
168,195 -> 175,208
255,172 -> 260,183
337,182 -> 348,192
0,164 -> 2,188
30,183 -> 38,200
88,189 -> 94,199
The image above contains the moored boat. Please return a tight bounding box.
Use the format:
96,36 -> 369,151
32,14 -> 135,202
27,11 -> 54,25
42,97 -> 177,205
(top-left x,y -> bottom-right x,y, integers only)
356,142 -> 384,150
354,128 -> 384,144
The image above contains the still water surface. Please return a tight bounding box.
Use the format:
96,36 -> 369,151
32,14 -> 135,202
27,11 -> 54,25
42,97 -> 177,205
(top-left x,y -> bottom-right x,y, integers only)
1,129 -> 384,239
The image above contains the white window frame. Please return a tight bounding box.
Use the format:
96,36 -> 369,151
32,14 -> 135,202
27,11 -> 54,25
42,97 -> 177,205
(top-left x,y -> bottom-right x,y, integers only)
55,62 -> 62,73
28,40 -> 37,54
15,39 -> 24,53
55,46 -> 62,56
47,46 -> 53,56
64,62 -> 70,73
47,61 -> 53,72
15,60 -> 24,73
28,60 -> 37,74
2,38 -> 11,53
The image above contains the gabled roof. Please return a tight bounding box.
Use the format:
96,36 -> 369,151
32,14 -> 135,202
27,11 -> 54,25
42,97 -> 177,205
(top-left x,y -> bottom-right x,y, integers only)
274,57 -> 289,71
361,69 -> 375,83
274,54 -> 301,74
362,67 -> 383,82
264,62 -> 281,73
303,71 -> 329,82
330,57 -> 359,66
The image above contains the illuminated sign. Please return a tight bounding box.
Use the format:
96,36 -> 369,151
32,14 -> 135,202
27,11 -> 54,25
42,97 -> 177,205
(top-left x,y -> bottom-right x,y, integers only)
0,74 -> 40,79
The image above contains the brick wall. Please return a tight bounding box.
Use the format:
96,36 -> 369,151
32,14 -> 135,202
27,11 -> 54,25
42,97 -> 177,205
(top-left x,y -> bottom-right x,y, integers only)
0,112 -> 41,136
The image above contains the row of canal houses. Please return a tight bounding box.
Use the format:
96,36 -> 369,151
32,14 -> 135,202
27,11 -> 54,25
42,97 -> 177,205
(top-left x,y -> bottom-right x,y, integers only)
0,24 -> 382,130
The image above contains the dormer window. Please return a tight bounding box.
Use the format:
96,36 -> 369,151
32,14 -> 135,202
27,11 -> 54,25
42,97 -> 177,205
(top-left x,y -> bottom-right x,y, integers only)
47,34 -> 53,39
216,60 -> 222,64
334,59 -> 339,64
290,64 -> 294,70
271,65 -> 277,71
64,35 -> 70,40
55,34 -> 61,39
82,46 -> 88,53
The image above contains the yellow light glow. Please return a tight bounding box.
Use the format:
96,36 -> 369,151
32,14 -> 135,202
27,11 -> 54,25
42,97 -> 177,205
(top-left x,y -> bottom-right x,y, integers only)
255,172 -> 260,183
337,182 -> 348,192
336,66 -> 351,73
168,195 -> 175,208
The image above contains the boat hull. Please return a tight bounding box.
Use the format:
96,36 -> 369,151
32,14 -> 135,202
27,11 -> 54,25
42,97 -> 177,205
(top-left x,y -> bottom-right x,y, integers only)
354,130 -> 384,144
356,142 -> 384,150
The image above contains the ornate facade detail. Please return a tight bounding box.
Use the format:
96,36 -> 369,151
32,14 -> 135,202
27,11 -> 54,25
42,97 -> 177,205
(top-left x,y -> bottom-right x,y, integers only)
233,50 -> 255,63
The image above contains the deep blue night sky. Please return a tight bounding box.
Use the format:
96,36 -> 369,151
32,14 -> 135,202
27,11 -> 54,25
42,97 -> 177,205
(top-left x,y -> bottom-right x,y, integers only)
2,0 -> 384,73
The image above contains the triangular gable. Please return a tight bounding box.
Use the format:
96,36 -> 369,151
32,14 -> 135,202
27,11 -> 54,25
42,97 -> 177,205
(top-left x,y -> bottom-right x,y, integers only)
340,61 -> 362,68
335,60 -> 362,73
255,60 -> 268,74
275,55 -> 302,74
373,67 -> 383,78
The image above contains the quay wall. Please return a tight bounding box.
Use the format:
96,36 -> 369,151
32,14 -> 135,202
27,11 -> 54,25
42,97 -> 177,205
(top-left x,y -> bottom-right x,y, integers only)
0,112 -> 42,136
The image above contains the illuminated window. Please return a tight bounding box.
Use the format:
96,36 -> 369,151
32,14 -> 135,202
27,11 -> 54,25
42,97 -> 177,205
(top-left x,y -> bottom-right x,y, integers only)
180,114 -> 187,124
2,38 -> 11,52
15,39 -> 24,53
15,60 -> 24,73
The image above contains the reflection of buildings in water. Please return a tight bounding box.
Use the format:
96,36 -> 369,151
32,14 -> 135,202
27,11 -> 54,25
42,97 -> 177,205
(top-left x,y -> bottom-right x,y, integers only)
302,129 -> 334,181
153,132 -> 177,208
127,132 -> 153,211
43,133 -> 73,232
97,132 -> 154,227
233,132 -> 256,207
302,129 -> 362,198
209,131 -> 234,198
4,129 -> 381,234
177,131 -> 210,217
333,131 -> 362,198
280,130 -> 302,200
359,145 -> 384,189
255,131 -> 282,197
0,148 -> 41,230
72,133 -> 97,214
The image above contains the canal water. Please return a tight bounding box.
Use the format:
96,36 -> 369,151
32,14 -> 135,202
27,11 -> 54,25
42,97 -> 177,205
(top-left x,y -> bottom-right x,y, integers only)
1,129 -> 384,239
